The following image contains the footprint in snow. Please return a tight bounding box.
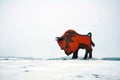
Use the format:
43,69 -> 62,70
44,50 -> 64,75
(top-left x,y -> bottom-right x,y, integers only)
92,74 -> 101,78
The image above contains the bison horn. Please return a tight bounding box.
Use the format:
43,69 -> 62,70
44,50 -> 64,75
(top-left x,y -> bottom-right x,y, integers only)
55,37 -> 63,41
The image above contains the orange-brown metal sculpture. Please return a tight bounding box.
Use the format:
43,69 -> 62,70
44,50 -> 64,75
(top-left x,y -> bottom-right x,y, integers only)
56,29 -> 95,59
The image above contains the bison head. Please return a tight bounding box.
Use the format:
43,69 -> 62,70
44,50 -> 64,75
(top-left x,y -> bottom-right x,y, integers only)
56,37 -> 65,50
56,37 -> 72,56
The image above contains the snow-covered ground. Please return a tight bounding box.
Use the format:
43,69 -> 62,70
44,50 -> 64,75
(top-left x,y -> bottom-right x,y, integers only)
0,58 -> 120,80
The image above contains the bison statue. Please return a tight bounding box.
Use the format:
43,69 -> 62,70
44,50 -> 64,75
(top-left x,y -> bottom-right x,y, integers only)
56,29 -> 95,59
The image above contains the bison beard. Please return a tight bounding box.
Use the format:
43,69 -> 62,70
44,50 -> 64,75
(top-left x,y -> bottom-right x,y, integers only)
56,29 -> 95,59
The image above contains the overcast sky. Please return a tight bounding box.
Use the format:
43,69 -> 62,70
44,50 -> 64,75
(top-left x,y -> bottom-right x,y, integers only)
0,0 -> 120,58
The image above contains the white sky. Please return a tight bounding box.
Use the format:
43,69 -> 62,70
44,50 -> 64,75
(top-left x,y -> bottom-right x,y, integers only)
0,0 -> 120,58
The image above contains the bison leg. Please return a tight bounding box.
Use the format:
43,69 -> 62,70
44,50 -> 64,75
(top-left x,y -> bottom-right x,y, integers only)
84,49 -> 88,59
89,50 -> 92,59
72,50 -> 78,59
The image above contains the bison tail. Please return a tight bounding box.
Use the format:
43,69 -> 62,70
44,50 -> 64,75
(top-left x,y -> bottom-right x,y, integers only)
91,41 -> 95,47
88,32 -> 95,47
87,32 -> 92,38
